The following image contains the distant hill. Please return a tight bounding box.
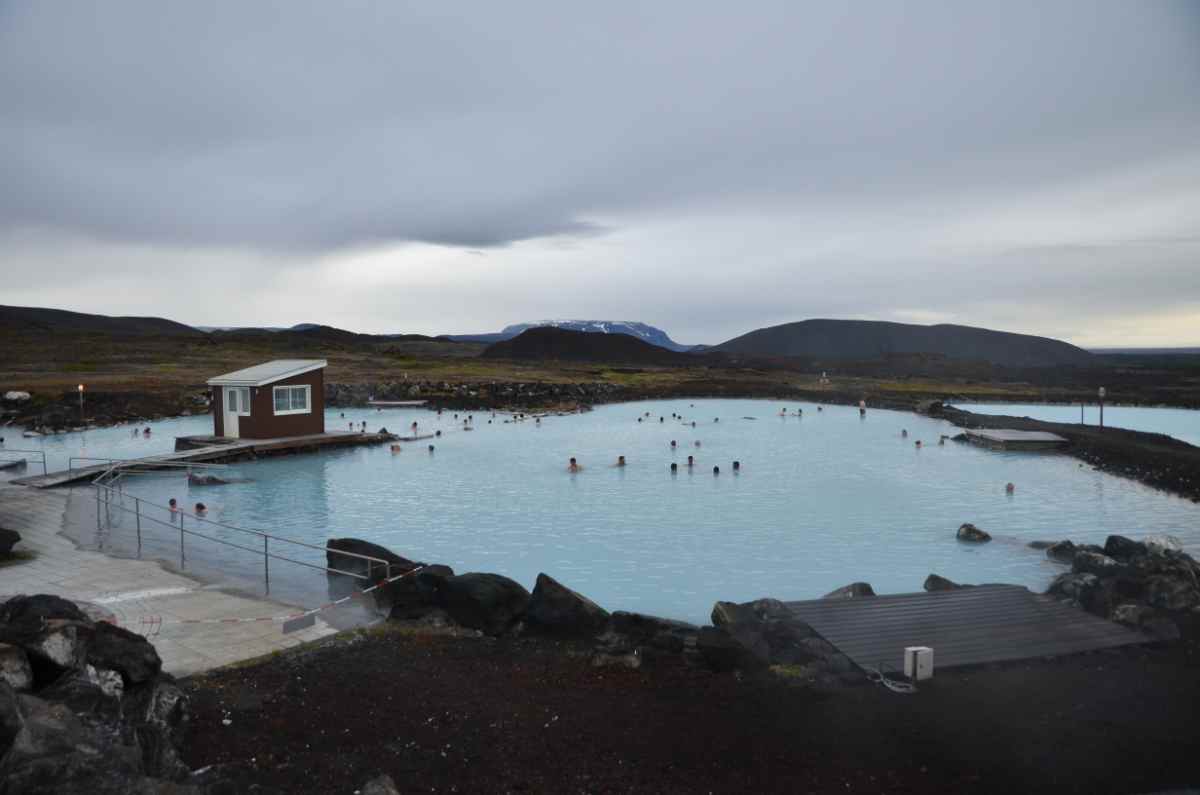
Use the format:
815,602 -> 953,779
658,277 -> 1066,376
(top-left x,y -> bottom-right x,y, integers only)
481,327 -> 696,365
712,319 -> 1096,368
444,320 -> 699,352
194,322 -> 320,333
0,305 -> 200,337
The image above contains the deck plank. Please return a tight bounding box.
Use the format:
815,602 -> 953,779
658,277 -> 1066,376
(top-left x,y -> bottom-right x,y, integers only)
784,585 -> 1146,671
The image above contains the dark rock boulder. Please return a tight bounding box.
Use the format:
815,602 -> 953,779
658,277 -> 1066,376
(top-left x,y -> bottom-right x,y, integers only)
37,665 -> 123,720
0,695 -> 147,795
361,774 -> 401,795
1072,551 -> 1123,578
0,527 -> 20,557
1111,603 -> 1181,642
0,643 -> 33,692
1047,572 -> 1102,604
696,627 -> 766,672
384,564 -> 454,620
608,612 -> 700,654
85,622 -> 161,686
923,573 -> 966,592
1026,540 -> 1056,550
524,573 -> 610,637
436,573 -> 531,635
956,523 -> 991,543
0,680 -> 20,757
0,595 -> 92,677
711,598 -> 791,628
823,582 -> 875,599
1045,540 -> 1078,564
1103,535 -> 1148,561
325,538 -> 421,581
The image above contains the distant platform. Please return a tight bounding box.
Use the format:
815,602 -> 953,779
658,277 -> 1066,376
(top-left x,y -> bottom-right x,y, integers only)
785,585 -> 1146,672
12,431 -> 397,488
367,400 -> 427,407
963,428 -> 1068,450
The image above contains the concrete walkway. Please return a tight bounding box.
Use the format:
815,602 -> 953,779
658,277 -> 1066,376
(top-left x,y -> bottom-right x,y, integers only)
0,483 -> 343,676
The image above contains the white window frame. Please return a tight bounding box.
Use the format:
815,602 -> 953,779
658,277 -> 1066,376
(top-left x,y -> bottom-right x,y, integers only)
272,384 -> 312,416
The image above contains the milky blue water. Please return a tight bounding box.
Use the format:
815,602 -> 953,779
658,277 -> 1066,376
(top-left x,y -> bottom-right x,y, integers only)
6,400 -> 1199,624
956,403 -> 1200,448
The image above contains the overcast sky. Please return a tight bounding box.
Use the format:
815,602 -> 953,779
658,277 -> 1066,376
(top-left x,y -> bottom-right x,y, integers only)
2,1 -> 1199,346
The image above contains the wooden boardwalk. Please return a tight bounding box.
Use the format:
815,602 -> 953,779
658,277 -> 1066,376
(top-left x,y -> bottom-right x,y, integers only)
785,585 -> 1147,672
11,430 -> 396,488
964,428 -> 1068,450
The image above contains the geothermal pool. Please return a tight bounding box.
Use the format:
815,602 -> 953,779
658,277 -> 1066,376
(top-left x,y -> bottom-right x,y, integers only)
7,400 -> 1199,624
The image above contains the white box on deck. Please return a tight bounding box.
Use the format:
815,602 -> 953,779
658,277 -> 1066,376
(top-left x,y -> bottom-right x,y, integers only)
904,646 -> 934,681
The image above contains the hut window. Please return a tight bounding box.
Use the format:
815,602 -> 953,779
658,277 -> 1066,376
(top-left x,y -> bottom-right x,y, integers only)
273,385 -> 311,415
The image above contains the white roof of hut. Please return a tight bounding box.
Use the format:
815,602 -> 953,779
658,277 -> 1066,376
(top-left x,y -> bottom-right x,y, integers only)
206,359 -> 327,387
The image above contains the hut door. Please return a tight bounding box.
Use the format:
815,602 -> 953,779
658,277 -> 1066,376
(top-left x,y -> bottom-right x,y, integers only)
224,387 -> 243,438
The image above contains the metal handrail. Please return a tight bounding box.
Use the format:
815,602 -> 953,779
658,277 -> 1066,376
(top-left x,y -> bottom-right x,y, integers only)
91,461 -> 393,595
0,449 -> 47,475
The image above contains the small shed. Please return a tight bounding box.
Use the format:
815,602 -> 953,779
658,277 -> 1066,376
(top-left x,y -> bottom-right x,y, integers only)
206,359 -> 326,439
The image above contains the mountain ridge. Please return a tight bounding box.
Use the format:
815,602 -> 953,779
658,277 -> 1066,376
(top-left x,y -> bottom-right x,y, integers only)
713,318 -> 1096,367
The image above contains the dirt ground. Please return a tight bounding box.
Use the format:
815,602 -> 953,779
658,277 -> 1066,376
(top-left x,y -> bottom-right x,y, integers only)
181,623 -> 1200,794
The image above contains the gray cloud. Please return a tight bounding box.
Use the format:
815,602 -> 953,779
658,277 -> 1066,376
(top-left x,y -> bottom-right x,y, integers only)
3,1 -> 1199,252
1,2 -> 1199,345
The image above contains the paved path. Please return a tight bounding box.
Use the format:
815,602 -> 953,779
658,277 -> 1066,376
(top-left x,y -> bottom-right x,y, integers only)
0,483 -> 343,676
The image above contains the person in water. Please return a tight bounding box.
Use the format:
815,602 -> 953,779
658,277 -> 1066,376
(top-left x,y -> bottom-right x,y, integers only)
1006,482 -> 1015,494
670,462 -> 678,473
568,457 -> 582,472
670,440 -> 677,448
733,460 -> 741,472
143,427 -> 151,436
390,444 -> 401,453
168,498 -> 178,512
616,455 -> 626,467
194,502 -> 207,515
428,444 -> 435,452
713,465 -> 720,475
695,440 -> 701,447
687,455 -> 694,468
901,429 -> 908,438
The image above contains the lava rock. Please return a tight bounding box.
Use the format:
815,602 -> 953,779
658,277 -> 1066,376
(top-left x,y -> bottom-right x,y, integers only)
696,627 -> 766,672
384,564 -> 454,620
361,774 -> 402,795
1026,540 -> 1056,550
956,523 -> 992,543
436,573 -> 531,635
1104,535 -> 1148,561
1047,572 -> 1101,603
0,680 -> 20,756
923,573 -> 965,592
0,643 -> 33,692
1073,551 -> 1123,577
85,622 -> 161,686
0,528 -> 20,557
524,573 -> 610,637
325,538 -> 421,581
823,582 -> 876,599
1144,534 -> 1184,556
38,665 -> 123,720
1045,540 -> 1078,564
608,612 -> 700,654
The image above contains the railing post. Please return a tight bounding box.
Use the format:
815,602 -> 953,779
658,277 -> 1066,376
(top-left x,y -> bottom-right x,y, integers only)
263,536 -> 270,595
135,497 -> 142,557
180,513 -> 185,569
95,487 -> 101,531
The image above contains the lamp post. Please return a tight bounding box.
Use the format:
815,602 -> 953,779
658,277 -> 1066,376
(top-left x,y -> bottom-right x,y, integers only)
1098,386 -> 1106,429
77,384 -> 85,423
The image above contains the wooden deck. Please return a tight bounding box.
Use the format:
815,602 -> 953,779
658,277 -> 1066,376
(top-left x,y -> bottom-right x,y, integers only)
10,430 -> 397,488
785,585 -> 1147,672
963,428 -> 1068,450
